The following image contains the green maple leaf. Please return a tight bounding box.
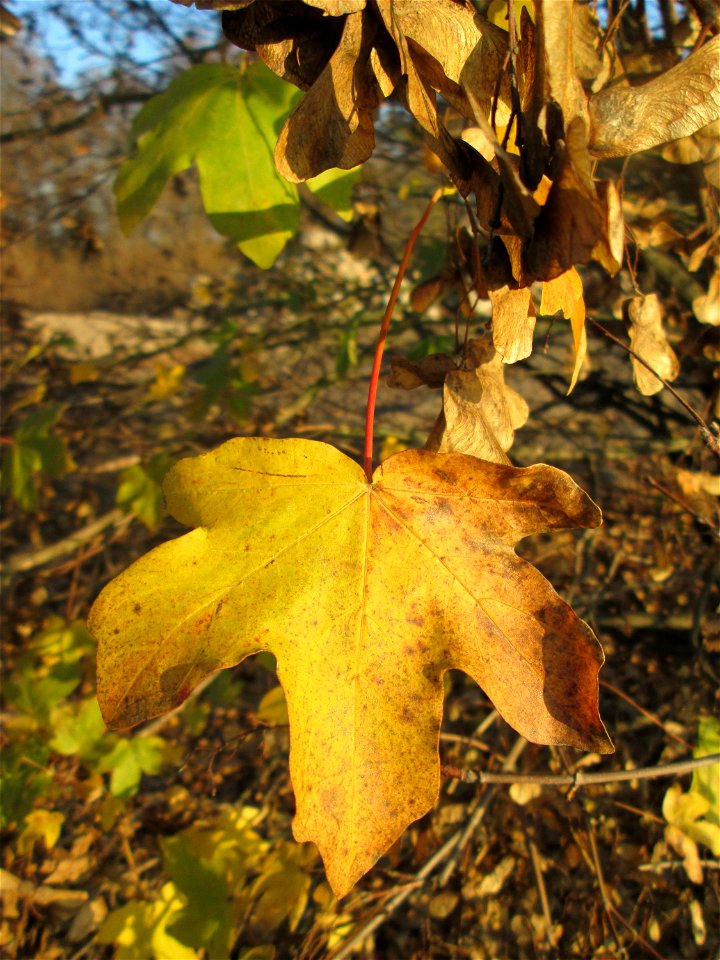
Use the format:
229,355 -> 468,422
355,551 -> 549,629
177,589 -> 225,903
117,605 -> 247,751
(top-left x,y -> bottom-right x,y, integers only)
115,62 -> 360,268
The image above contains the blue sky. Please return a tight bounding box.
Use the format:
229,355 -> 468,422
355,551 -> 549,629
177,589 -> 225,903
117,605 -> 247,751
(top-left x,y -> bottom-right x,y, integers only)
9,0 -> 221,88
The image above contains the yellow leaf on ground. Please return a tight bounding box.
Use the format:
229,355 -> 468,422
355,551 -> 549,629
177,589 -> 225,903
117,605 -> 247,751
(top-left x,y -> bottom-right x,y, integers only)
17,811 -> 65,855
70,362 -> 100,385
89,438 -> 611,897
147,364 -> 186,401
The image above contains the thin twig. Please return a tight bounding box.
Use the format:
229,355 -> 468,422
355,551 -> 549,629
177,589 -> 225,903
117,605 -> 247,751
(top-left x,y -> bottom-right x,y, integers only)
445,752 -> 719,788
600,678 -> 693,749
639,859 -> 720,873
588,827 -> 667,960
1,508 -> 129,578
645,475 -> 718,533
588,316 -> 720,458
527,833 -> 557,949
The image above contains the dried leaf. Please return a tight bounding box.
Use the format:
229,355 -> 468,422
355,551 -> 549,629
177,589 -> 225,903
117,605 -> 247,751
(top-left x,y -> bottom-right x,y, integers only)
572,1 -> 612,92
275,11 -> 380,181
539,267 -> 583,319
304,0 -> 367,13
627,294 -> 679,396
171,1 -> 254,8
537,0 -> 587,127
387,354 -> 457,390
426,339 -> 529,463
591,180 -> 624,275
693,270 -> 720,325
676,469 -> 720,499
568,299 -> 588,392
538,268 -> 587,392
688,230 -> 719,273
410,274 -> 450,314
490,286 -> 536,363
589,36 -> 720,159
477,855 -> 515,896
525,118 -> 603,279
90,438 -> 611,897
375,1 -> 468,180
509,781 -> 543,805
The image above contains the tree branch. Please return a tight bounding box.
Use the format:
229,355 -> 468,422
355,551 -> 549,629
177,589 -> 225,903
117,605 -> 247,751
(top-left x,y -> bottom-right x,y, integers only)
443,752 -> 719,788
0,91 -> 152,144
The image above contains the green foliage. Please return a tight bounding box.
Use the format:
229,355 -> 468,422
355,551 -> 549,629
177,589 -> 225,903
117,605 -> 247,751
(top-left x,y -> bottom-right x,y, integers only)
3,618 -> 173,821
192,323 -> 260,421
0,735 -> 52,829
116,454 -> 174,530
5,617 -> 93,723
50,697 -> 109,762
29,615 -> 94,666
691,716 -> 720,817
96,737 -> 170,798
96,882 -> 199,960
97,806 -> 319,959
0,404 -> 74,510
335,318 -> 360,380
663,718 -> 720,882
115,62 -> 360,268
17,809 -> 65,855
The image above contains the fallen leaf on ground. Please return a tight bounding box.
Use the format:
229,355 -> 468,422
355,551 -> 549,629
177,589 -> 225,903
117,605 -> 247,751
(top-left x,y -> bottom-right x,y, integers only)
90,438 -> 611,897
627,294 -> 679,395
425,338 -> 529,463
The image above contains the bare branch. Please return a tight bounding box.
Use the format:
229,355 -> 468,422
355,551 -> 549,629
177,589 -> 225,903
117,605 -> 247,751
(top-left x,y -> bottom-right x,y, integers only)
445,752 -> 720,788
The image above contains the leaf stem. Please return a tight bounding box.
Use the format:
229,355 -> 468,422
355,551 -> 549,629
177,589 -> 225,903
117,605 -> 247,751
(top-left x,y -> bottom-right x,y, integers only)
363,186 -> 447,481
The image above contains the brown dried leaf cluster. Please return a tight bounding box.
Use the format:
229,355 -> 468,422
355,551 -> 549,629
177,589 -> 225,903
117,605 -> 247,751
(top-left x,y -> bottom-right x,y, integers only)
172,1 -> 718,274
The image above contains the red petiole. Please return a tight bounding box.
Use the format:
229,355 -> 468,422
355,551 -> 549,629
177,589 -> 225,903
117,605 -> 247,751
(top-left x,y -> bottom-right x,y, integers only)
363,186 -> 446,481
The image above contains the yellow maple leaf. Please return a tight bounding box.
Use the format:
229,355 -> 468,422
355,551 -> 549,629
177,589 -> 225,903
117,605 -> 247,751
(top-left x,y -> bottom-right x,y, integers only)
89,438 -> 612,896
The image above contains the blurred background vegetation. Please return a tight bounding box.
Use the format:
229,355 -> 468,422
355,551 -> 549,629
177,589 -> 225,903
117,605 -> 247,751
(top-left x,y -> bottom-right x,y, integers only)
1,1 -> 718,958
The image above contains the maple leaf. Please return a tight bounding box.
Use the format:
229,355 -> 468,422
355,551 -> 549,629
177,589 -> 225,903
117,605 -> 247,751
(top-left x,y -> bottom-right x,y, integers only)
89,438 -> 612,897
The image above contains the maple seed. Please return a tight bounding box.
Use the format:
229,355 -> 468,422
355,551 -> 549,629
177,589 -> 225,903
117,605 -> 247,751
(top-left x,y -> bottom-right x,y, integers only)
89,437 -> 612,897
